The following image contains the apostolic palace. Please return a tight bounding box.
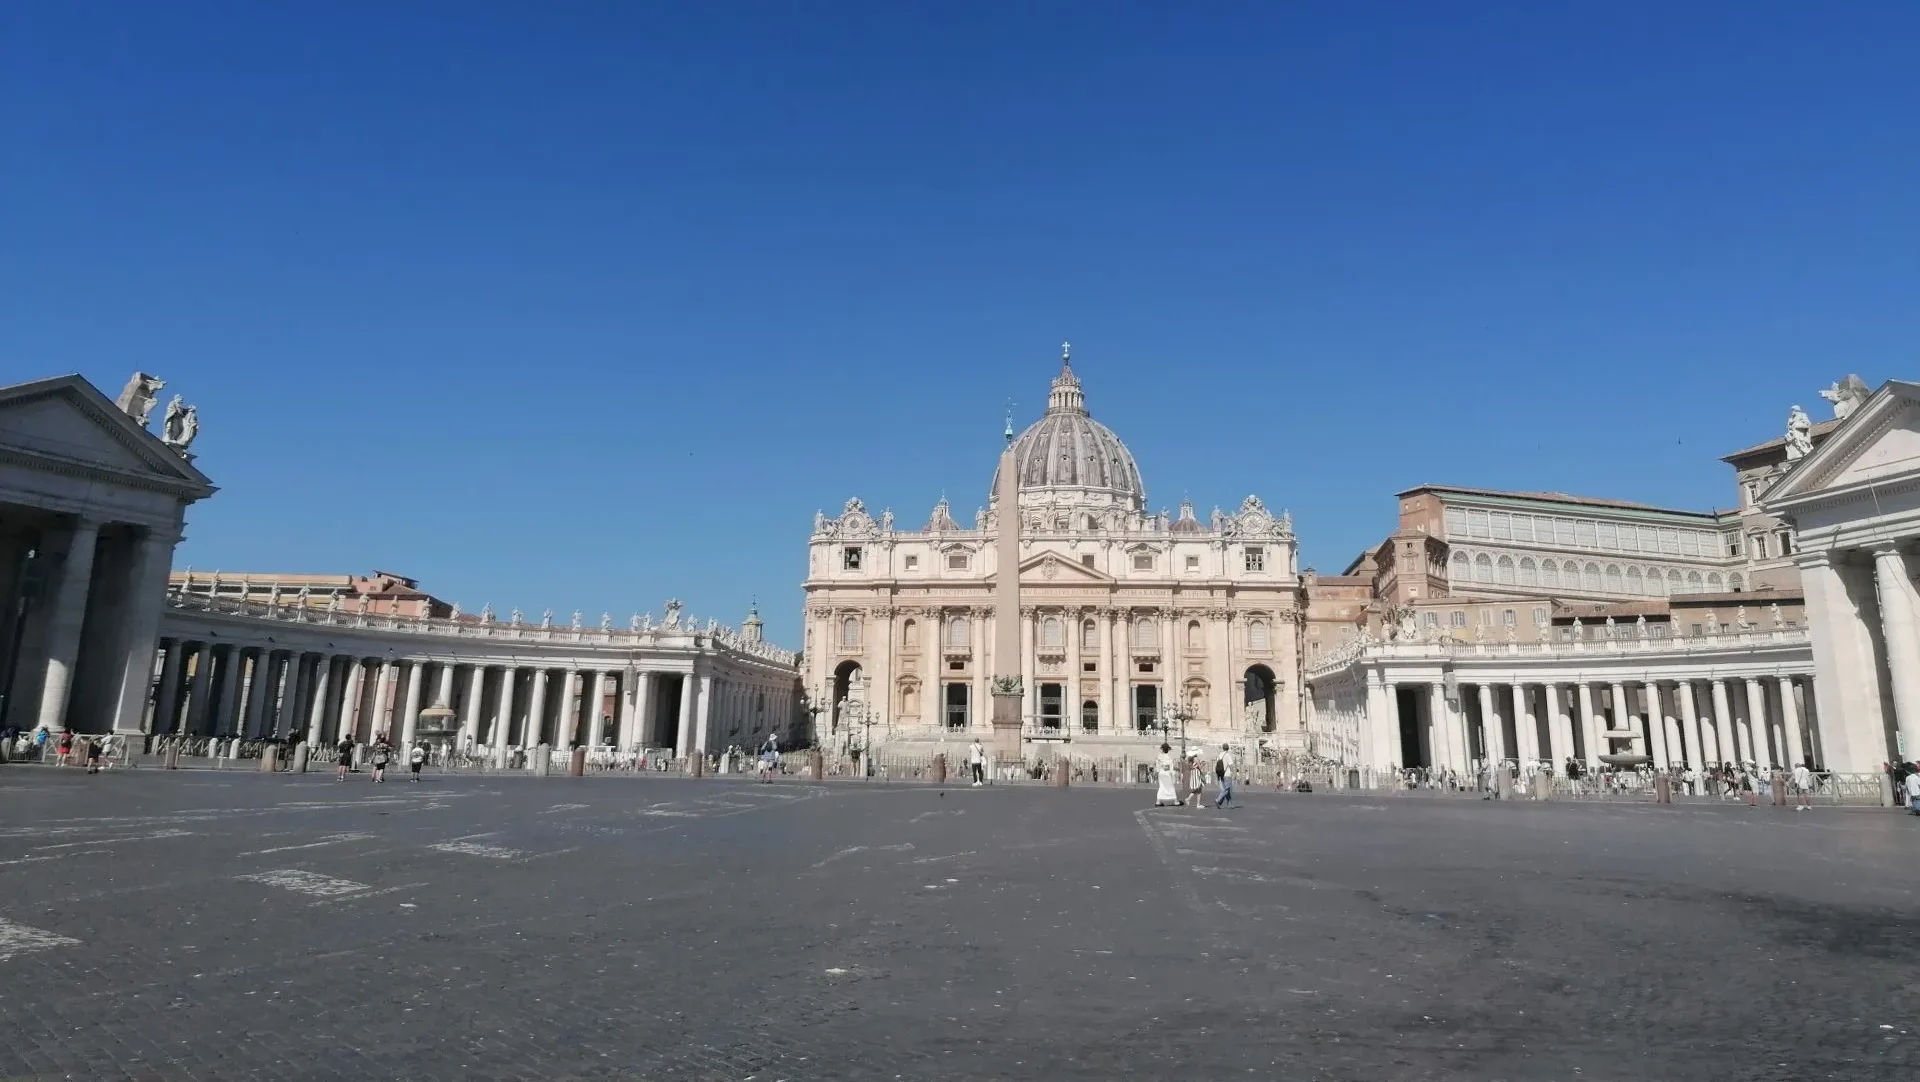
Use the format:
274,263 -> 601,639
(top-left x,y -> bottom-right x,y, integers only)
3,355 -> 1919,783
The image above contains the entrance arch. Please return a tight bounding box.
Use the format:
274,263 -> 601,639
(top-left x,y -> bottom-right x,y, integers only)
831,660 -> 864,737
1244,665 -> 1277,732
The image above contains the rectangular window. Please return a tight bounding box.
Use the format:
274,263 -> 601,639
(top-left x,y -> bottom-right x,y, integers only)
842,546 -> 863,571
1133,684 -> 1160,731
1479,609 -> 1492,626
1650,623 -> 1670,638
1575,521 -> 1596,547
1659,528 -> 1681,555
1469,510 -> 1491,539
1082,661 -> 1097,673
1423,612 -> 1439,628
1533,607 -> 1547,626
1444,507 -> 1468,537
1598,522 -> 1618,549
1778,532 -> 1794,556
1132,552 -> 1154,571
1136,660 -> 1156,674
1491,514 -> 1512,540
1081,621 -> 1097,650
1244,547 -> 1265,572
903,554 -> 919,571
1185,554 -> 1201,571
943,684 -> 969,730
1512,516 -> 1534,543
1679,532 -> 1700,557
1502,609 -> 1515,626
1555,518 -> 1576,545
946,551 -> 970,570
1039,683 -> 1063,729
1081,554 -> 1096,567
1450,611 -> 1466,627
1618,524 -> 1637,552
1748,535 -> 1767,560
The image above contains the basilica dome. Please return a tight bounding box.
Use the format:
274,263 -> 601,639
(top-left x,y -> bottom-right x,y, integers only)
990,349 -> 1146,511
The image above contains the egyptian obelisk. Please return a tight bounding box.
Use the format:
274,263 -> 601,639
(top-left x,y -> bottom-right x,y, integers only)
989,412 -> 1025,759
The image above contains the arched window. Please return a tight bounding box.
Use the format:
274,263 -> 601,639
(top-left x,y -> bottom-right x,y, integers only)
1626,567 -> 1643,594
1081,619 -> 1098,650
1707,572 -> 1724,592
1519,558 -> 1538,586
1132,618 -> 1158,649
901,619 -> 918,649
1186,620 -> 1203,651
1041,616 -> 1064,648
1686,571 -> 1703,593
1645,568 -> 1665,596
1081,701 -> 1099,731
1542,559 -> 1559,587
1729,572 -> 1745,592
1668,568 -> 1684,593
947,616 -> 970,648
900,683 -> 918,716
1474,553 -> 1494,583
840,616 -> 861,648
1248,619 -> 1270,651
1605,565 -> 1623,593
1451,552 -> 1470,581
1583,563 -> 1602,592
1497,555 -> 1516,584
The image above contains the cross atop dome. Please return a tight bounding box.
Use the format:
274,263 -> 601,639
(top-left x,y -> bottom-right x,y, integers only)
1061,340 -> 1071,364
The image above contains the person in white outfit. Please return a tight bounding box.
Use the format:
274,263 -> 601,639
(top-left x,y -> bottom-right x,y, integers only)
1153,744 -> 1180,807
968,740 -> 986,786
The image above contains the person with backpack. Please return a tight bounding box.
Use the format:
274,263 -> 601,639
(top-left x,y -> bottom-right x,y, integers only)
408,742 -> 426,781
1213,744 -> 1234,809
369,738 -> 391,783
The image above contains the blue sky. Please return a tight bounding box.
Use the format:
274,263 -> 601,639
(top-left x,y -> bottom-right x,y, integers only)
4,2 -> 1916,646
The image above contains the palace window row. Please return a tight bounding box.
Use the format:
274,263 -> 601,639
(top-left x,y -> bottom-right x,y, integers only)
1449,551 -> 1743,596
1443,507 -> 1722,559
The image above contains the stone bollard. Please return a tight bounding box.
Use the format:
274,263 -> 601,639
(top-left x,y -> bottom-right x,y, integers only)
1880,773 -> 1896,807
1055,759 -> 1069,788
259,746 -> 278,773
690,754 -> 705,778
809,749 -> 823,780
932,753 -> 946,785
1655,774 -> 1672,803
569,747 -> 586,777
1496,769 -> 1513,800
533,746 -> 552,777
164,745 -> 180,770
1771,772 -> 1787,806
1537,767 -> 1555,801
291,745 -> 309,773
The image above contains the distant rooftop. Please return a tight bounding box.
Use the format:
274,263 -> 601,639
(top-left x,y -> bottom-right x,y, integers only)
1398,484 -> 1715,519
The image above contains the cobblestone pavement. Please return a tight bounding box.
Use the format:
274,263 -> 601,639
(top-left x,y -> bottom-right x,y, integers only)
0,767 -> 1915,1081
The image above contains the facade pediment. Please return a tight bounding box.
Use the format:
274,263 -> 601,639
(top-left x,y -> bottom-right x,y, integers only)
1765,381 -> 1920,508
0,375 -> 214,496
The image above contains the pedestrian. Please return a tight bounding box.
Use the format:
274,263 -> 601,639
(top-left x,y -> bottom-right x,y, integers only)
1791,761 -> 1814,811
84,736 -> 102,775
1186,752 -> 1205,810
1905,764 -> 1920,816
1153,744 -> 1179,807
1214,744 -> 1234,809
55,729 -> 74,766
369,738 -> 391,783
758,744 -> 777,783
408,742 -> 426,781
335,736 -> 354,781
968,739 -> 986,787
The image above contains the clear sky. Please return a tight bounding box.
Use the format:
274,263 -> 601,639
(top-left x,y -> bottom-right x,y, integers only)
5,2 -> 1916,646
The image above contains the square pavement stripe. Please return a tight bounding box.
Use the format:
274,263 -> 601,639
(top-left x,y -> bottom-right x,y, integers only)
427,840 -> 526,859
235,868 -> 374,897
0,917 -> 81,961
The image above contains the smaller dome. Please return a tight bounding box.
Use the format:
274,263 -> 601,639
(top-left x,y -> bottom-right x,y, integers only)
1169,498 -> 1207,534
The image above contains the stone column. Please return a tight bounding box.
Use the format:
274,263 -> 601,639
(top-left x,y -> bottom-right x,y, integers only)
554,670 -> 579,747
1509,683 -> 1534,768
1778,676 -> 1806,769
494,667 -> 518,752
1427,682 -> 1457,771
282,654 -> 310,740
1066,609 -> 1083,731
1744,678 -> 1774,770
33,517 -> 101,732
1106,609 -> 1124,733
1677,680 -> 1702,767
1577,683 -> 1600,767
1871,544 -> 1920,764
1710,679 -> 1735,767
588,671 -> 612,747
1469,684 -> 1493,763
399,660 -> 424,751
111,527 -> 178,734
626,671 -> 651,750
462,665 -> 485,747
674,672 -> 695,756
694,671 -> 713,754
337,659 -> 364,742
242,649 -> 272,739
370,660 -> 396,739
526,669 -> 551,748
305,656 -> 334,745
181,642 -> 213,736
434,663 -> 455,711
1540,684 -> 1566,768
152,639 -> 187,735
1364,669 -> 1392,768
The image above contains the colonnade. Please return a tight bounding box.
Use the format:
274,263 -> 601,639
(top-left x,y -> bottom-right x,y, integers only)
1374,674 -> 1817,773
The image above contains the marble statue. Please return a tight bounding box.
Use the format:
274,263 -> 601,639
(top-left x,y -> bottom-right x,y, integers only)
1818,374 -> 1870,420
449,602 -> 460,620
880,507 -> 894,532
570,610 -> 583,630
814,510 -> 827,534
509,608 -> 522,625
1735,605 -> 1751,631
664,599 -> 683,628
480,603 -> 493,622
975,507 -> 989,530
1472,623 -> 1484,643
1785,405 -> 1813,461
114,373 -> 165,425
640,613 -> 653,631
1570,618 -> 1583,639
355,594 -> 369,615
1634,614 -> 1647,636
1770,603 -> 1784,628
1504,623 -> 1516,643
1704,610 -> 1720,634
160,396 -> 188,446
706,618 -> 719,633
326,592 -> 341,614
600,612 -> 612,632
541,608 -> 553,628
629,613 -> 642,632
176,405 -> 199,451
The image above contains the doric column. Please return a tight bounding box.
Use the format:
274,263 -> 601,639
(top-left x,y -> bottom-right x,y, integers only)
111,527 -> 178,734
370,660 -> 396,739
399,660 -> 424,750
675,672 -> 695,756
1677,680 -> 1702,768
555,670 -> 579,747
34,517 -> 101,732
1106,609 -> 1124,732
433,663 -> 455,711
214,645 -> 247,737
153,639 -> 187,735
494,667 -> 519,751
1427,682 -> 1456,771
1604,681 -> 1627,758
1710,679 -> 1735,766
1066,609 -> 1083,731
337,659 -> 365,742
526,669 -> 550,747
1871,544 -> 1920,764
1778,676 -> 1806,769
1577,683 -> 1600,767
694,671 -> 713,753
1363,669 -> 1392,768
588,670 -> 612,747
1507,683 -> 1532,768
1643,683 -> 1668,769
1744,678 -> 1774,770
305,656 -> 334,744
281,654 -> 310,740
1019,608 -> 1037,727
182,643 -> 213,736
242,649 -> 272,738
462,665 -> 485,747
625,671 -> 651,750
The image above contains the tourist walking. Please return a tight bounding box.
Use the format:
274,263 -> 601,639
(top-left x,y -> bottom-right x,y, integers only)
1905,765 -> 1920,816
1153,744 -> 1180,807
408,742 -> 426,781
968,739 -> 986,787
758,744 -> 777,782
334,737 -> 354,781
1186,752 -> 1205,810
55,730 -> 74,766
1791,761 -> 1814,811
84,737 -> 102,775
1214,744 -> 1234,809
369,738 -> 391,783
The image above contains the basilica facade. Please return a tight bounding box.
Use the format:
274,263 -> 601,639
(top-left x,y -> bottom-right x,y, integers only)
801,349 -> 1303,753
